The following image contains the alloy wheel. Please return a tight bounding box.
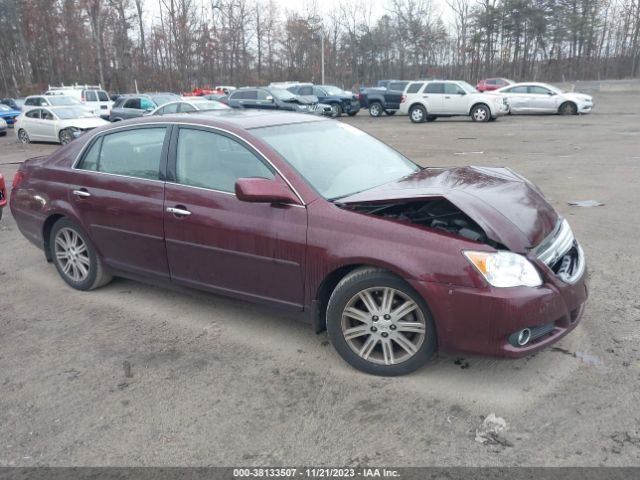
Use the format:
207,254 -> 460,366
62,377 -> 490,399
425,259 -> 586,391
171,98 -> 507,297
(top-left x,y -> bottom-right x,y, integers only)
59,129 -> 73,145
340,287 -> 426,366
54,227 -> 91,283
18,129 -> 30,144
473,106 -> 488,121
410,108 -> 424,122
369,103 -> 382,117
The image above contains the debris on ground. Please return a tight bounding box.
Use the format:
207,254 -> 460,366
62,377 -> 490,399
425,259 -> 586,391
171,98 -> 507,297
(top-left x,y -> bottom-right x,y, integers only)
610,431 -> 640,454
454,358 -> 470,369
123,360 -> 133,378
568,200 -> 604,207
475,413 -> 512,446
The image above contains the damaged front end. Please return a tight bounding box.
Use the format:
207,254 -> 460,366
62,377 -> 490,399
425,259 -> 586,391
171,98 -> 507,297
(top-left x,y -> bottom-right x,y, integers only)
341,197 -> 503,248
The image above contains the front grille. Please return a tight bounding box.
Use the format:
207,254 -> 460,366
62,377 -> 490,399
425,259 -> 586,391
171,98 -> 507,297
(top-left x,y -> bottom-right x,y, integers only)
533,218 -> 585,283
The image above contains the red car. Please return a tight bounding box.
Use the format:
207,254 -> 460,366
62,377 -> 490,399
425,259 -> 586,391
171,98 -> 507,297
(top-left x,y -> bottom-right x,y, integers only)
476,78 -> 514,92
10,112 -> 587,375
0,173 -> 6,221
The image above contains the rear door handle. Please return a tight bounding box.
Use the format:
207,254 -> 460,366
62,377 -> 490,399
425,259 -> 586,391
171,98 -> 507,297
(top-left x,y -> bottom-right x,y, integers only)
166,206 -> 192,217
72,189 -> 91,198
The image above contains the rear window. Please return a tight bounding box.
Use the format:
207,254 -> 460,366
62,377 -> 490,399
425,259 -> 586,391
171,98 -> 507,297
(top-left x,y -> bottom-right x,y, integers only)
406,83 -> 424,94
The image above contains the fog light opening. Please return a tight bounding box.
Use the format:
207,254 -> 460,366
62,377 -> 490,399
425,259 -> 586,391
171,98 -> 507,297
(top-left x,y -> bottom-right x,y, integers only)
517,328 -> 532,346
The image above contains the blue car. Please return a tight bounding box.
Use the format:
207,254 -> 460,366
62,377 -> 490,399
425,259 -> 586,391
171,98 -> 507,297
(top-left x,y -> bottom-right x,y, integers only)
286,84 -> 360,117
0,104 -> 21,127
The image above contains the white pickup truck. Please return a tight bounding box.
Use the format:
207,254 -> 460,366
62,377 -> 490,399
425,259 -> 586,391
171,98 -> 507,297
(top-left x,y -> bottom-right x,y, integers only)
399,80 -> 509,123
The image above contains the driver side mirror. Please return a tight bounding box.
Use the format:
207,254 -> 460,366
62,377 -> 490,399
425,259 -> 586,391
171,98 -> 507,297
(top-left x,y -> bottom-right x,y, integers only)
265,95 -> 274,102
548,91 -> 557,96
235,178 -> 301,205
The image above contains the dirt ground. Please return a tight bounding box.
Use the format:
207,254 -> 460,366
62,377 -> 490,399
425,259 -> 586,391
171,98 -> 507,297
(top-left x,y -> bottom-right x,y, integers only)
1,93 -> 639,467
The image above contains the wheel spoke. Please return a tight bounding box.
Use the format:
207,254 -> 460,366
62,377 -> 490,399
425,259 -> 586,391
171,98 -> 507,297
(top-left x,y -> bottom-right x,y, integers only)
391,300 -> 418,320
393,333 -> 418,356
358,290 -> 379,314
380,288 -> 394,313
62,260 -> 72,275
381,339 -> 395,365
343,325 -> 370,340
76,260 -> 88,278
343,307 -> 370,324
359,335 -> 378,360
396,321 -> 426,334
55,250 -> 68,260
55,236 -> 68,251
76,243 -> 87,254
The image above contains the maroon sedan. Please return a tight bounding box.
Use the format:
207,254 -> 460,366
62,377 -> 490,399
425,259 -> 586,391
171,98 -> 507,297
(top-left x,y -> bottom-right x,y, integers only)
0,172 -> 6,221
10,111 -> 587,375
476,78 -> 514,92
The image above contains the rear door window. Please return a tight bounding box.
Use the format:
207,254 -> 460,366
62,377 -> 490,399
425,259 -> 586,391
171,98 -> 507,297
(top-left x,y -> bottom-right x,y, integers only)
506,86 -> 528,93
528,86 -> 551,94
124,98 -> 141,109
424,83 -> 445,94
97,91 -> 109,101
85,91 -> 98,102
78,127 -> 167,180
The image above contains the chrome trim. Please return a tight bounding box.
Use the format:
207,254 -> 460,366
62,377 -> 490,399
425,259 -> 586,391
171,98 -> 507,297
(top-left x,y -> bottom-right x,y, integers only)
534,218 -> 585,284
71,120 -> 307,206
166,207 -> 192,216
72,189 -> 91,198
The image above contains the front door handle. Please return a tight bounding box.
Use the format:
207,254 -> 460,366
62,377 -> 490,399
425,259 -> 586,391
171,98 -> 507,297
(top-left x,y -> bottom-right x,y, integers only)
72,189 -> 91,198
166,206 -> 192,217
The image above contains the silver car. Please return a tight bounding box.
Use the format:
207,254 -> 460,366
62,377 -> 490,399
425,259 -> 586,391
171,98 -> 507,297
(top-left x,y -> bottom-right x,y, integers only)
492,82 -> 594,115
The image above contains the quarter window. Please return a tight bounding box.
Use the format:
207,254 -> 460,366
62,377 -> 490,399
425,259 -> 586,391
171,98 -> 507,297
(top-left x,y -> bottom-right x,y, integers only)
175,128 -> 275,193
78,127 -> 166,180
25,109 -> 41,119
406,83 -> 424,94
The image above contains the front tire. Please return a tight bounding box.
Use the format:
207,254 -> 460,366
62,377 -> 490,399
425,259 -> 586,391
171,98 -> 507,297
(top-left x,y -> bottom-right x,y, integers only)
18,129 -> 30,144
409,105 -> 427,123
331,103 -> 343,117
59,128 -> 74,145
369,102 -> 383,117
471,104 -> 491,122
326,268 -> 437,376
559,102 -> 578,115
50,218 -> 112,291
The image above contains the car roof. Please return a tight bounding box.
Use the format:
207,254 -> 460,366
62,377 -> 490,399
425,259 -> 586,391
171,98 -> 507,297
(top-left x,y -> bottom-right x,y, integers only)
113,109 -> 326,130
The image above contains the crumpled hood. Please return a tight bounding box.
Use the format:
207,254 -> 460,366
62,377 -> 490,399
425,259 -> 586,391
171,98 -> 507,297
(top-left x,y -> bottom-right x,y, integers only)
338,166 -> 559,252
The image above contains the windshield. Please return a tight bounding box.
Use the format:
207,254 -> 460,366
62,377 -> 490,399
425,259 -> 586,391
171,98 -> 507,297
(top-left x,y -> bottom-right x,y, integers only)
195,101 -> 230,110
252,121 -> 420,200
321,86 -> 346,96
459,82 -> 479,93
151,95 -> 180,106
54,107 -> 96,119
48,96 -> 81,106
270,89 -> 297,101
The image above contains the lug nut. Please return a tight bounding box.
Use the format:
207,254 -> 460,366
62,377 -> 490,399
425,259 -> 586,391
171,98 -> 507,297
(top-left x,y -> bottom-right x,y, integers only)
389,325 -> 397,330
371,326 -> 378,332
381,332 -> 389,338
372,316 -> 379,321
384,314 -> 391,320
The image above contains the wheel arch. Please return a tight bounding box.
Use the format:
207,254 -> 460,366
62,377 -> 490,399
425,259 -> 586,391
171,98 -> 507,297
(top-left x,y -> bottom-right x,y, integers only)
42,213 -> 66,262
409,102 -> 427,113
311,261 -> 420,333
469,102 -> 491,115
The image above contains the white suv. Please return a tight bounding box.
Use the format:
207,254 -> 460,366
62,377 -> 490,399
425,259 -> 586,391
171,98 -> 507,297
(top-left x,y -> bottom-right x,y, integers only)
399,80 -> 509,123
45,84 -> 113,118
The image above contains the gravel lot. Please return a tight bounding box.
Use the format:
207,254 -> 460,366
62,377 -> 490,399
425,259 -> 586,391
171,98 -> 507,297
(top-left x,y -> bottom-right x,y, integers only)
1,93 -> 639,467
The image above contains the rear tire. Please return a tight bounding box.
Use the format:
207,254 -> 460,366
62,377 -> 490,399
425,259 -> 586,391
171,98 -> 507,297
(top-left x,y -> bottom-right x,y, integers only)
559,102 -> 578,115
369,102 -> 383,117
326,267 -> 437,376
18,129 -> 30,144
409,105 -> 427,123
49,218 -> 112,291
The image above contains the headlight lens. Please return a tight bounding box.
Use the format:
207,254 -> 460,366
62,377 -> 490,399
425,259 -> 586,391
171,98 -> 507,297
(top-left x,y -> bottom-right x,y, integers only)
463,250 -> 542,287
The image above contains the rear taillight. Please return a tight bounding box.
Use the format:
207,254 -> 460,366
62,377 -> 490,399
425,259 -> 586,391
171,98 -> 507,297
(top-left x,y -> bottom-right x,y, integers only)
358,93 -> 363,102
400,95 -> 406,103
12,170 -> 25,189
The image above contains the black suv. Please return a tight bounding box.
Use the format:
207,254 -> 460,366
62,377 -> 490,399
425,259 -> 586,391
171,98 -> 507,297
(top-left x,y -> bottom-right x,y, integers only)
226,87 -> 330,116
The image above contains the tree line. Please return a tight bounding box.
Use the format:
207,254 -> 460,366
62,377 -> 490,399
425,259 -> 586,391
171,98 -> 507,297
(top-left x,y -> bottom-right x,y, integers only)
0,0 -> 639,97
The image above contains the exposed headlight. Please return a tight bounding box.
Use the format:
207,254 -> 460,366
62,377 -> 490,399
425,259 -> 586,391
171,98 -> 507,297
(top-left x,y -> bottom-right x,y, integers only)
463,250 -> 542,287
